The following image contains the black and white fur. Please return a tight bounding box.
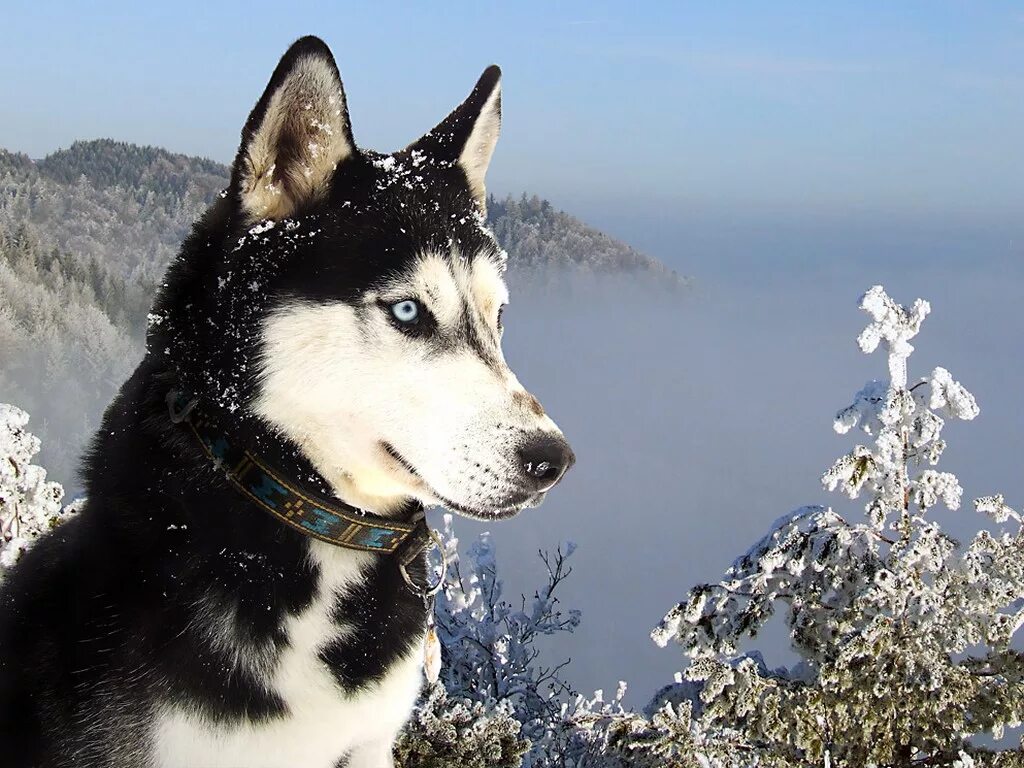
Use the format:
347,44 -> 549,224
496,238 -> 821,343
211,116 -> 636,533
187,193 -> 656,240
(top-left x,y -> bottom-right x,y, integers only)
0,36 -> 573,767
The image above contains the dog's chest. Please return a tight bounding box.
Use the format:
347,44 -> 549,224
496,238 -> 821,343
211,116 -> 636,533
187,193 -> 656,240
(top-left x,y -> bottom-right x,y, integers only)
152,544 -> 425,768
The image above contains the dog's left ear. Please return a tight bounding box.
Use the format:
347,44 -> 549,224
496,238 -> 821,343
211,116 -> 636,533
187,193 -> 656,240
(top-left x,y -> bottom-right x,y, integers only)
408,66 -> 502,212
231,36 -> 356,222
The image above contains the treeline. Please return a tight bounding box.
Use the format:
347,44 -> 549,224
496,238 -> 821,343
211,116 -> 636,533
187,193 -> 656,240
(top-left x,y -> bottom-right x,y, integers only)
489,194 -> 684,281
0,142 -> 219,285
0,226 -> 139,486
36,140 -> 227,206
2,140 -> 684,284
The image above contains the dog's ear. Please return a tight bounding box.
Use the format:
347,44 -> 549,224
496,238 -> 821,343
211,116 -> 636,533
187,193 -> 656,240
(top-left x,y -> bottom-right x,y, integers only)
231,36 -> 355,222
408,65 -> 501,212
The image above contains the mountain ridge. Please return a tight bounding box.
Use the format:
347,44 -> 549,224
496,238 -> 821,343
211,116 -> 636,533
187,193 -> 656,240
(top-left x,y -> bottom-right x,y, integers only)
3,139 -> 686,285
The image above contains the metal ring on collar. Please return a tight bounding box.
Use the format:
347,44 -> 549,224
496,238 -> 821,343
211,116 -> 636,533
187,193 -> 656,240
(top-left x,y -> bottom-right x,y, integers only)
166,390 -> 199,424
399,526 -> 446,598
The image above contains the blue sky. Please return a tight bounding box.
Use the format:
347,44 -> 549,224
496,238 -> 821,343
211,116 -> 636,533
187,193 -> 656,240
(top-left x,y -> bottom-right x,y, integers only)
2,1 -> 1021,251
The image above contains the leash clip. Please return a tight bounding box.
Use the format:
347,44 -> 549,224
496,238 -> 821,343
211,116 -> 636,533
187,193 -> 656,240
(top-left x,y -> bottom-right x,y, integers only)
399,525 -> 447,602
166,390 -> 199,424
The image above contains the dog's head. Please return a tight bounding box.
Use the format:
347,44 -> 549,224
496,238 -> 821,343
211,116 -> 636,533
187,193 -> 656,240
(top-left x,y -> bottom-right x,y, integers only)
157,37 -> 573,519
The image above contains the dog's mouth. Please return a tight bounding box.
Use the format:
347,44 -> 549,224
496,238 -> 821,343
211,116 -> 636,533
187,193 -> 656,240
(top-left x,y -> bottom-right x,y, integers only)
380,441 -> 536,520
381,441 -> 420,479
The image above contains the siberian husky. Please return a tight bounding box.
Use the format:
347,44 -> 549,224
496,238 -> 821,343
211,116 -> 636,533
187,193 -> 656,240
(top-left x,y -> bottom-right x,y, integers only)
0,35 -> 573,767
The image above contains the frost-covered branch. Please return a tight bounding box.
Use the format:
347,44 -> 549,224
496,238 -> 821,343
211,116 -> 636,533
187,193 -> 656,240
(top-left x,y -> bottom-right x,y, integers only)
0,404 -> 71,571
429,514 -> 591,764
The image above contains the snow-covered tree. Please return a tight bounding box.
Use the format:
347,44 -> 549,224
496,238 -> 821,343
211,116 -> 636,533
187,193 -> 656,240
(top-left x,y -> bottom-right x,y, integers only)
413,516 -> 734,767
394,683 -> 530,768
433,513 -> 580,719
653,286 -> 1024,766
423,513 -> 586,765
0,404 -> 68,571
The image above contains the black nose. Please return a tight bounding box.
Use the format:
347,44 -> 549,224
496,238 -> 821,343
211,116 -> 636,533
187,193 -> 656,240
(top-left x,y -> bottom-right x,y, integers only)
517,434 -> 575,492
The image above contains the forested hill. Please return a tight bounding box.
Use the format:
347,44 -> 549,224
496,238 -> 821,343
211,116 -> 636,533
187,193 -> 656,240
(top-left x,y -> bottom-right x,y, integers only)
1,138 -> 684,285
488,195 -> 681,280
0,139 -> 685,486
33,139 -> 227,198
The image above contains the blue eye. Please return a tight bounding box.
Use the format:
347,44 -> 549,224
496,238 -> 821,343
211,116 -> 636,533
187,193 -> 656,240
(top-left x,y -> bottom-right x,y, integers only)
391,299 -> 420,324
382,298 -> 434,337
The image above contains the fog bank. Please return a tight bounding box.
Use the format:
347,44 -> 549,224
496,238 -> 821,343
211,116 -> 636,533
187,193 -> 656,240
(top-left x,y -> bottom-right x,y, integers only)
474,257 -> 1024,705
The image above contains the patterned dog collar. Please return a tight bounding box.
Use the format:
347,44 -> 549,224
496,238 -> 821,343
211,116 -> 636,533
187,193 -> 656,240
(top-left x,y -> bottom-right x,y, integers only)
166,389 -> 432,571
